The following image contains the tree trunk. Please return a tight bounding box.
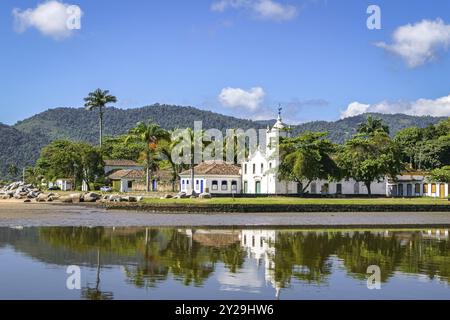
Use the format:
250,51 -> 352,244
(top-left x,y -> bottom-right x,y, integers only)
99,107 -> 104,148
190,156 -> 195,195
365,182 -> 372,197
146,166 -> 151,192
302,180 -> 312,194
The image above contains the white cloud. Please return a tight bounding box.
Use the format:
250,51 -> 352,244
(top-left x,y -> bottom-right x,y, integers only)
211,0 -> 297,21
375,19 -> 450,68
13,1 -> 83,40
340,94 -> 450,119
219,87 -> 266,110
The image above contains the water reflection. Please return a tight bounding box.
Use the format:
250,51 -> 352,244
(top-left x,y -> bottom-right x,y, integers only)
0,227 -> 449,299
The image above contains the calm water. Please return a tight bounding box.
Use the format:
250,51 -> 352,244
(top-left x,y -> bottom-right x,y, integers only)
0,227 -> 449,300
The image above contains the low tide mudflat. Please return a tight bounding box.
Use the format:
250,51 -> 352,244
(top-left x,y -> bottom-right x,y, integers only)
0,200 -> 450,228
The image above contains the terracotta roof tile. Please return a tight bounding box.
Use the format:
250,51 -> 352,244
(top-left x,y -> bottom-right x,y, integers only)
180,161 -> 241,176
108,169 -> 145,180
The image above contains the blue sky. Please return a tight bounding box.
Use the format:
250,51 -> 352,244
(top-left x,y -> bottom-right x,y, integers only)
1,0 -> 450,125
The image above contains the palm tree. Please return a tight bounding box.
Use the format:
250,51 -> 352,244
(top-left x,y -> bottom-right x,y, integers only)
159,138 -> 187,192
126,122 -> 170,192
357,115 -> 390,136
84,89 -> 117,147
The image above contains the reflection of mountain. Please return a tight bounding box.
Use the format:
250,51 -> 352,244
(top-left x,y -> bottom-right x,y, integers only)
1,227 -> 450,298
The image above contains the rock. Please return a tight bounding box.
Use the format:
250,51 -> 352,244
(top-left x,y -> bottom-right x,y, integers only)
177,192 -> 187,199
108,195 -> 122,202
36,194 -> 48,202
122,196 -> 137,202
23,199 -> 31,203
83,192 -> 100,202
136,196 -> 144,202
199,192 -> 212,199
163,194 -> 173,199
59,196 -> 73,203
47,197 -> 54,202
70,193 -> 83,203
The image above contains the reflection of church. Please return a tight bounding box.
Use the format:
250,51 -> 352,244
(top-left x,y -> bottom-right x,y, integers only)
178,228 -> 282,298
240,230 -> 282,299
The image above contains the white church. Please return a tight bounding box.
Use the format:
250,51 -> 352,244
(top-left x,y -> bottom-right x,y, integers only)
179,111 -> 449,198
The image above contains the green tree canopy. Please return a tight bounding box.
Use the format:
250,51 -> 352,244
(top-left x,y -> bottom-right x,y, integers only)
357,115 -> 390,136
36,140 -> 104,190
278,131 -> 340,193
337,131 -> 403,196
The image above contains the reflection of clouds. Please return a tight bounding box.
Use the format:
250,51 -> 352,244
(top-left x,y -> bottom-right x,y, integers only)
217,263 -> 264,293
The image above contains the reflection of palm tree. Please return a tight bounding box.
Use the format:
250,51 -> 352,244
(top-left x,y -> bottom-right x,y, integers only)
81,248 -> 114,300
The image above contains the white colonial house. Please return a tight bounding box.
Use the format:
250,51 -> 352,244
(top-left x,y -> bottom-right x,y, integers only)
179,161 -> 242,194
386,172 -> 449,198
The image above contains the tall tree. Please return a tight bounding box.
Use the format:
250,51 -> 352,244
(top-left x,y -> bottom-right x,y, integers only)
159,138 -> 188,192
84,89 -> 117,147
126,122 -> 170,192
337,131 -> 403,196
357,115 -> 390,136
278,131 -> 340,193
394,127 -> 423,168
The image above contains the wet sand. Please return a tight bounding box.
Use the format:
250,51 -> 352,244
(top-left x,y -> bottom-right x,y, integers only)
0,201 -> 450,228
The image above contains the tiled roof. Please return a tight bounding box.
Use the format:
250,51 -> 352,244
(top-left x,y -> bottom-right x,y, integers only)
104,159 -> 141,167
180,161 -> 241,176
108,169 -> 173,181
108,169 -> 145,180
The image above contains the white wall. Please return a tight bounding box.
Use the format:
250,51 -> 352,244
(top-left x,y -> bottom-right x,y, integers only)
180,175 -> 242,194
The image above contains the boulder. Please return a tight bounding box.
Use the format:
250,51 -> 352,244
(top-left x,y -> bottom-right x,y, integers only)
122,196 -> 137,202
83,192 -> 101,203
136,196 -> 144,202
177,192 -> 187,199
163,194 -> 173,199
108,195 -> 122,202
23,199 -> 31,203
36,194 -> 48,202
70,193 -> 83,203
59,196 -> 73,203
199,192 -> 212,199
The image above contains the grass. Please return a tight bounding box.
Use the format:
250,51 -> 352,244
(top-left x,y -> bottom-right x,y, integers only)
142,197 -> 450,206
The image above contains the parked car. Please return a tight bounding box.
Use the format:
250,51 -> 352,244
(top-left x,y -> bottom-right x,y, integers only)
100,186 -> 113,192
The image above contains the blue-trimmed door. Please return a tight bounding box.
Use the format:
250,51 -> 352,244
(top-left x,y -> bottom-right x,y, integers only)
200,180 -> 204,193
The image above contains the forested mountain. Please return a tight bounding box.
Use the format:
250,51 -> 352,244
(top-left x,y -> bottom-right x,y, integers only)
0,103 -> 446,178
0,123 -> 50,178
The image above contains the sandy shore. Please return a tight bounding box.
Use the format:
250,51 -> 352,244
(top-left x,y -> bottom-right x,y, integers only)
0,200 -> 449,228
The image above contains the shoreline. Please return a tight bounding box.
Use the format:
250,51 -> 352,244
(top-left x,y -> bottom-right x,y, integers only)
0,201 -> 450,228
100,201 -> 450,213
